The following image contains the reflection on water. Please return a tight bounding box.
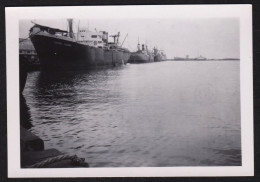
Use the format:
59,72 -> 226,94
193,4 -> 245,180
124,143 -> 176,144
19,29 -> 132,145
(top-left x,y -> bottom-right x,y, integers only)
20,55 -> 33,129
23,61 -> 241,167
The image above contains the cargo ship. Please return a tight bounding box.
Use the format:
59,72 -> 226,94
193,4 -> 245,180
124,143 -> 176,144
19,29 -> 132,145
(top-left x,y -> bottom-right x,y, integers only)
154,48 -> 167,62
128,40 -> 154,63
29,19 -> 131,70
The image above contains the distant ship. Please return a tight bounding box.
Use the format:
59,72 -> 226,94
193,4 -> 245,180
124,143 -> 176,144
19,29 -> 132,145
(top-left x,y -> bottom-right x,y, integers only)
194,55 -> 207,60
154,48 -> 167,62
29,19 -> 131,70
128,40 -> 154,63
174,55 -> 207,61
174,57 -> 186,60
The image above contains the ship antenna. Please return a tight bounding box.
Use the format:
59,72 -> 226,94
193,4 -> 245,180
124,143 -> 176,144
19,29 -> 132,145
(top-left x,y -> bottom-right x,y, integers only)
137,37 -> 140,51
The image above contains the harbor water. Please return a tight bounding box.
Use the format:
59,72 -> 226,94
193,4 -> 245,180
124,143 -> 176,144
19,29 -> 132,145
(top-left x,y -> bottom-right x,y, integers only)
23,61 -> 241,167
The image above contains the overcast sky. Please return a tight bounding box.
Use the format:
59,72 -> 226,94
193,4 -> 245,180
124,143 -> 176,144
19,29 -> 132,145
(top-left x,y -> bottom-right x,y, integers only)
20,18 -> 239,59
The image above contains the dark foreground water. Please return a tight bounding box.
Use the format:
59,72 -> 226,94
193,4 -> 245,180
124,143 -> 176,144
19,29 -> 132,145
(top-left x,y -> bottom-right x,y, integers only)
23,61 -> 241,167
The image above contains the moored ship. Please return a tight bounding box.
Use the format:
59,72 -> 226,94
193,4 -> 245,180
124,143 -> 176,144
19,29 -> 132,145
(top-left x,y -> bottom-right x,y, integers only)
154,48 -> 167,62
128,40 -> 154,63
29,19 -> 131,70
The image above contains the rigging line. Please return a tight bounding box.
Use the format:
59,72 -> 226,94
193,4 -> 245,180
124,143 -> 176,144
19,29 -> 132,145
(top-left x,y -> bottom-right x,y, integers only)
19,30 -> 41,43
19,33 -> 31,43
20,33 -> 30,40
19,37 -> 29,43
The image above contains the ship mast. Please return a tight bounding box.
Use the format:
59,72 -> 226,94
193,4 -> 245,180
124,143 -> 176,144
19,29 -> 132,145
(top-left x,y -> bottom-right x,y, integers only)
117,32 -> 120,45
137,37 -> 140,51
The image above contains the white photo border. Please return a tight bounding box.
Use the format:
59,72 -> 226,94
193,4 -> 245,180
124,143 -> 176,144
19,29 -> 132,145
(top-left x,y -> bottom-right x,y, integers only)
6,5 -> 253,178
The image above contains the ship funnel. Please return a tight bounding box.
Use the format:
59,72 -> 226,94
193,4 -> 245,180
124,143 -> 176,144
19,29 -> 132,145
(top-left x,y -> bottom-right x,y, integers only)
142,44 -> 145,51
67,19 -> 74,39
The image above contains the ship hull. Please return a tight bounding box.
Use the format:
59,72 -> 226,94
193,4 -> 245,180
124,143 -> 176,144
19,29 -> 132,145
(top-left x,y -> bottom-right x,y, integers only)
155,54 -> 167,62
30,34 -> 130,70
154,55 -> 162,62
128,52 -> 154,63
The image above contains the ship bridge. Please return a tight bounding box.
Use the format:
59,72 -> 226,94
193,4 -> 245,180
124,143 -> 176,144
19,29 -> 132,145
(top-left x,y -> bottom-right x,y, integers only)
77,27 -> 107,48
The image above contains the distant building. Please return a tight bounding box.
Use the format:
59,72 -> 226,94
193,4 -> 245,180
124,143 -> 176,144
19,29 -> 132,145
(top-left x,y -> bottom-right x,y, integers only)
19,38 -> 39,64
173,54 -> 207,61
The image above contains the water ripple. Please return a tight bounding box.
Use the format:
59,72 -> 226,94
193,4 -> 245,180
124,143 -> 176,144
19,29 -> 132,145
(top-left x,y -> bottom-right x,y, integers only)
24,61 -> 241,167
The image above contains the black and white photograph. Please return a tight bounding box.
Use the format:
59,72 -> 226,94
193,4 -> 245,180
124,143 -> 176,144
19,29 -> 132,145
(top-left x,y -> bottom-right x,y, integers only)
6,5 -> 253,177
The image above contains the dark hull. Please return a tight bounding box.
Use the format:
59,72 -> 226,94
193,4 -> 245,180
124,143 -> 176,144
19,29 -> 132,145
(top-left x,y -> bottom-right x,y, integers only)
30,34 -> 130,70
128,52 -> 154,63
154,54 -> 167,62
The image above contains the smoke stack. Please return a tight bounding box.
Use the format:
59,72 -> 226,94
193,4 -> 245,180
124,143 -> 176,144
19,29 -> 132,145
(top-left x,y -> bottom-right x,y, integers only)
67,19 -> 74,39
